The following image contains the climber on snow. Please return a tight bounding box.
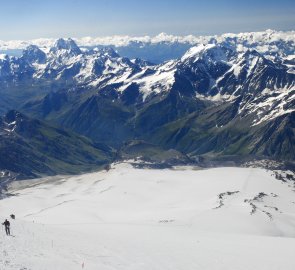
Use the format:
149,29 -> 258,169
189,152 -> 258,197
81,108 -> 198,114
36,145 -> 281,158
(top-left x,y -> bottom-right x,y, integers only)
2,219 -> 10,236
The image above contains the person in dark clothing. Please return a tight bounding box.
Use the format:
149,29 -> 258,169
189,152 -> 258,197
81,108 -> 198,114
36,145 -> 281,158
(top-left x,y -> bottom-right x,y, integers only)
2,219 -> 10,235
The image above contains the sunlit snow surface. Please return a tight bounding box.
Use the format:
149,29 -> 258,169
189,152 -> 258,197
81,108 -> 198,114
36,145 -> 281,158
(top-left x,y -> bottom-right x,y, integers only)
1,162 -> 295,269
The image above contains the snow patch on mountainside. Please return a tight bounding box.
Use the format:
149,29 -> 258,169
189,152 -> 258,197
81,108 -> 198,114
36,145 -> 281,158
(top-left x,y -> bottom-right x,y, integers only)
181,44 -> 214,62
250,88 -> 295,125
132,61 -> 177,99
0,54 -> 8,60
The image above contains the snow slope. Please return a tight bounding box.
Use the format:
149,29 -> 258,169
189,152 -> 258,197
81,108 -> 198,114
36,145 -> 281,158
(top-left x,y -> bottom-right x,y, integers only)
1,162 -> 295,269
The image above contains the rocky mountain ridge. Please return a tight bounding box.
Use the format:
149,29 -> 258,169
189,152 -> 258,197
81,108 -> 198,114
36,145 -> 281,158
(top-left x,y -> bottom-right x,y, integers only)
0,32 -> 294,180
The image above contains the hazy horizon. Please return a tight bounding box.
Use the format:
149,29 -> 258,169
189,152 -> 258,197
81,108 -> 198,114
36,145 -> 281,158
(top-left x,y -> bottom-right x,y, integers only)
0,29 -> 294,44
1,0 -> 294,40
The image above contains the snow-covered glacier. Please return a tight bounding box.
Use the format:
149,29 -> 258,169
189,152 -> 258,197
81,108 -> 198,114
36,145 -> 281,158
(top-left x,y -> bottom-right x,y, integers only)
1,162 -> 295,269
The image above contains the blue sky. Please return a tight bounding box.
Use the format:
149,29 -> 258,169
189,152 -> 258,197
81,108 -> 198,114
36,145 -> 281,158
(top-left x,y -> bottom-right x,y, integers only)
1,0 -> 294,40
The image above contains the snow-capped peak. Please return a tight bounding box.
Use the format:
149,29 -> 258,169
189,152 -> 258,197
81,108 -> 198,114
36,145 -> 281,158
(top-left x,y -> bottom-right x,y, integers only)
50,38 -> 81,55
181,43 -> 231,64
93,47 -> 119,58
0,53 -> 9,61
22,45 -> 46,63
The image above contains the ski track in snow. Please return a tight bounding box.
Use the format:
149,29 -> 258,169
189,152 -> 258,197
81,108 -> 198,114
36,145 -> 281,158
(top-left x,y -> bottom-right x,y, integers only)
0,162 -> 295,270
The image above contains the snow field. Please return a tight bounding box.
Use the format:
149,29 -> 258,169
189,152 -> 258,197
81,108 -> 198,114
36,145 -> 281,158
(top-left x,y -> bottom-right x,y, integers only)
1,162 -> 295,269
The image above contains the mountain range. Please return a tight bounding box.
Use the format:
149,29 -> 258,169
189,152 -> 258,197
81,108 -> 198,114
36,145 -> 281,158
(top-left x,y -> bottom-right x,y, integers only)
1,29 -> 294,63
0,30 -> 294,181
